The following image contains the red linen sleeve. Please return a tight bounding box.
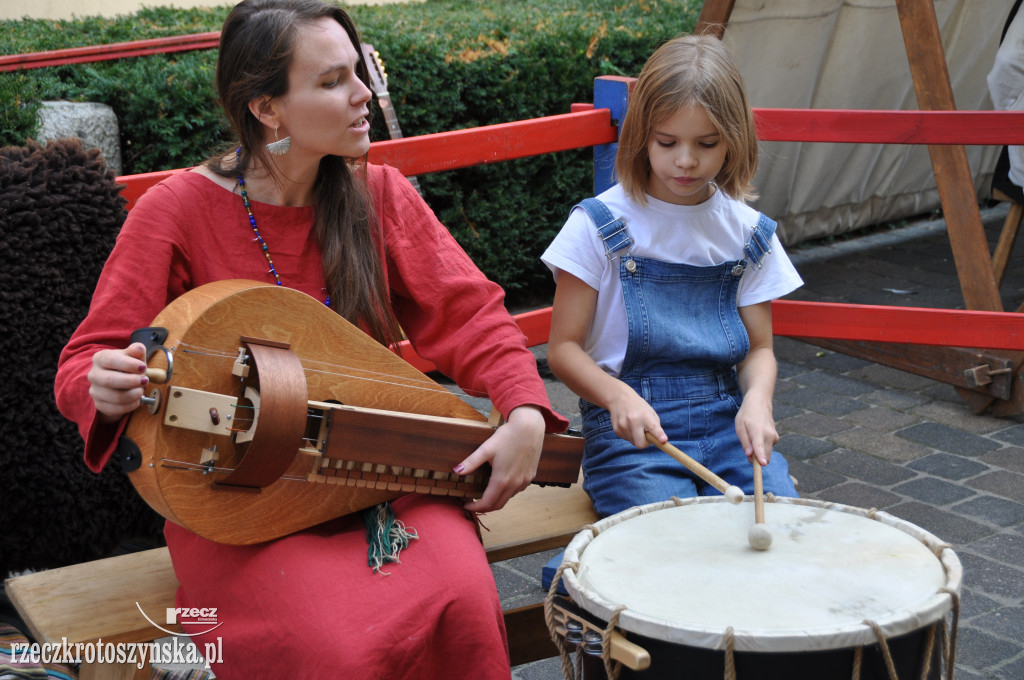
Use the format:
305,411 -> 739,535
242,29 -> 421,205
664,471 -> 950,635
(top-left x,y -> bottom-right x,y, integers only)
369,165 -> 569,433
55,180 -> 193,471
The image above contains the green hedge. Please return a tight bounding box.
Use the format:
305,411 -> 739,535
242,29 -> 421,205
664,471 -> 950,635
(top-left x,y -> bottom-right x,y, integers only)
1,0 -> 702,303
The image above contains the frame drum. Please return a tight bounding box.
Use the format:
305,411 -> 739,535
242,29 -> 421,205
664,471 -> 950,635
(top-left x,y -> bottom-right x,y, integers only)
546,496 -> 961,680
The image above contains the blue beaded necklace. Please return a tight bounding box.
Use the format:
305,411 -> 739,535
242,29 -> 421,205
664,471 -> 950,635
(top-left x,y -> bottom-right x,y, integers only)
236,148 -> 330,307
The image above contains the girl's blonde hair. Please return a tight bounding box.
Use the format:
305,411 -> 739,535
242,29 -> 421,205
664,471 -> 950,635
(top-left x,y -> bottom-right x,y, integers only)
615,34 -> 759,204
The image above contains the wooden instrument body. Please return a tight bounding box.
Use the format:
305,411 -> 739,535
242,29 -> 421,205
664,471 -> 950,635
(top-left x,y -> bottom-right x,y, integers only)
123,280 -> 579,545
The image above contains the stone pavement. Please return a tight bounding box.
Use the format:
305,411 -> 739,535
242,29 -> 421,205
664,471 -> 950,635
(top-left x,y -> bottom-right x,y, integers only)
499,202 -> 1024,680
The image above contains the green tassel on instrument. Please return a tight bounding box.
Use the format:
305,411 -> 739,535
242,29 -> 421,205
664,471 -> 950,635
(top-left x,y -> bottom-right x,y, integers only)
362,502 -> 418,574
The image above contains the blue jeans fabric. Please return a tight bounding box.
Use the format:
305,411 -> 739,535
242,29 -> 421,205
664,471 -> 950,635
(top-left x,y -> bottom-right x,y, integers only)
575,199 -> 798,518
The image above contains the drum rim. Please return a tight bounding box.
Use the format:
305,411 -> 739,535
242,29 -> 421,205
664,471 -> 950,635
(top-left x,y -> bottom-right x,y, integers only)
560,496 -> 963,653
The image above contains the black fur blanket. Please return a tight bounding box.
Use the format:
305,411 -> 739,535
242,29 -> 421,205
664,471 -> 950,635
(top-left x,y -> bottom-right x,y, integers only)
0,139 -> 164,577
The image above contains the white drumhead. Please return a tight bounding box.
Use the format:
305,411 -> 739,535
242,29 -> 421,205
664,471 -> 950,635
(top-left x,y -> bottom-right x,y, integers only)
561,497 -> 961,653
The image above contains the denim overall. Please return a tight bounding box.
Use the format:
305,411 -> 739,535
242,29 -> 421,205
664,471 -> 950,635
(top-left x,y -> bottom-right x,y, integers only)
576,198 -> 798,518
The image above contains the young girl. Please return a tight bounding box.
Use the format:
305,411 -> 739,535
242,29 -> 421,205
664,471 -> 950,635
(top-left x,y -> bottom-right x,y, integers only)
55,1 -> 567,677
543,34 -> 801,518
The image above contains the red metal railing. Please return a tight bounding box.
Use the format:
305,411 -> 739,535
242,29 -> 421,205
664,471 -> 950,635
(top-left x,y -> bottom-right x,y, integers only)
0,32 -> 220,72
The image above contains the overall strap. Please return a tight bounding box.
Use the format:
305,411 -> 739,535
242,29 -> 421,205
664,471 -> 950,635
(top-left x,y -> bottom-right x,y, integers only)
743,213 -> 777,270
576,197 -> 633,260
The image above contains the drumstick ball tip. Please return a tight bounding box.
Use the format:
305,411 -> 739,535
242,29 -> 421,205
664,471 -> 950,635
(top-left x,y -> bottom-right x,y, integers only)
748,523 -> 772,551
724,485 -> 743,504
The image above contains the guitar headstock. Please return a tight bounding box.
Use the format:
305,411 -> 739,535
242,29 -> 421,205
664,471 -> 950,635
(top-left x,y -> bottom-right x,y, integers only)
361,42 -> 388,97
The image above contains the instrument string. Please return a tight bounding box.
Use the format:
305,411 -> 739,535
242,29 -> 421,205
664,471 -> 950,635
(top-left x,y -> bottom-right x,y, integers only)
176,341 -> 490,399
159,457 -> 310,481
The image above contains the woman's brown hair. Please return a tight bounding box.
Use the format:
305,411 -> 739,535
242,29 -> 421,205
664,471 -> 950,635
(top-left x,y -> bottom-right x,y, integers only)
208,0 -> 402,346
615,34 -> 759,204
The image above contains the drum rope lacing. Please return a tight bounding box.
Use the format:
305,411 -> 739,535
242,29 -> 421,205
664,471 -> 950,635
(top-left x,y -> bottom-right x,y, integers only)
545,561 -> 584,680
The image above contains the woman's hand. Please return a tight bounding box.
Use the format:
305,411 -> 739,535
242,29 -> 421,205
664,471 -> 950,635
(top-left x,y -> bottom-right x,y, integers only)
87,342 -> 150,424
456,405 -> 546,513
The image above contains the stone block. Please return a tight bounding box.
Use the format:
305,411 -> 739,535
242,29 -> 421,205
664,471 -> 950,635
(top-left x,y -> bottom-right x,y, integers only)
36,100 -> 122,176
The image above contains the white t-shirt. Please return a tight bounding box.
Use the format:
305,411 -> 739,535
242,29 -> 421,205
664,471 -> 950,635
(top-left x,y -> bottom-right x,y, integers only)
541,184 -> 803,376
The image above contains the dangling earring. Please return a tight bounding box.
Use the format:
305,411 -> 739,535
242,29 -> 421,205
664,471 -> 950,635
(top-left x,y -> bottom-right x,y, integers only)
266,124 -> 292,156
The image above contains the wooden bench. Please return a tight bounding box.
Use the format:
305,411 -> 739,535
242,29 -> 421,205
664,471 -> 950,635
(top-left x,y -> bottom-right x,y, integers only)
9,73 -> 1024,679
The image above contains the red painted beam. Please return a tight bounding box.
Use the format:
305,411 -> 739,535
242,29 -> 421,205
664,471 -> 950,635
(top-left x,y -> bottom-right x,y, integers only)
396,300 -> 1024,375
366,108 -> 617,176
770,300 -> 1024,350
0,32 -> 221,71
754,109 -> 1024,145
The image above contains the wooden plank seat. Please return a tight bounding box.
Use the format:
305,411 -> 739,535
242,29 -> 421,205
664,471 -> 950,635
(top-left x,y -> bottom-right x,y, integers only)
4,478 -> 597,680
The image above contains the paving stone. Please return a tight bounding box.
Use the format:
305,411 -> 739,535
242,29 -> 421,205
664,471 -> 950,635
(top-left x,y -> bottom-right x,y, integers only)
777,411 -> 854,438
790,370 -> 878,396
544,381 -> 582,427
803,350 -> 873,373
897,423 -> 1002,457
952,496 -> 1024,528
512,657 -> 563,680
996,654 -> 1024,680
965,532 -> 1024,568
858,387 -> 932,411
774,432 -> 837,460
775,358 -> 812,380
978,447 -> 1024,475
773,336 -> 825,360
970,606 -> 1024,643
773,376 -> 801,394
829,426 -> 933,463
946,667 -> 985,680
774,386 -> 868,416
885,502 -> 995,546
919,382 -> 969,405
807,481 -> 902,509
782,458 -> 845,494
966,471 -> 1024,504
770,400 -> 804,422
848,363 -> 938,391
955,627 -> 1024,675
841,405 -> 920,432
960,588 -> 1005,619
892,477 -> 977,505
491,561 -> 541,601
906,453 -> 991,480
989,424 -> 1024,448
956,552 -> 1024,601
814,449 -> 917,486
910,401 -> 1009,435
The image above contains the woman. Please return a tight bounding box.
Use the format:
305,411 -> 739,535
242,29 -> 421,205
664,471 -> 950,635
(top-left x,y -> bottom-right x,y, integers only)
54,1 -> 568,677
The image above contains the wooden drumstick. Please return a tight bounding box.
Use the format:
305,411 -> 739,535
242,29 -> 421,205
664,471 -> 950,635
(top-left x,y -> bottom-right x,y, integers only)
645,433 -> 743,504
748,458 -> 772,550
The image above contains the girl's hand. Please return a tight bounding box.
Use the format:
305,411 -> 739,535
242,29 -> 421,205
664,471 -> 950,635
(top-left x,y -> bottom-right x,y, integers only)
607,384 -> 666,450
457,405 -> 545,513
87,342 -> 150,424
735,395 -> 778,467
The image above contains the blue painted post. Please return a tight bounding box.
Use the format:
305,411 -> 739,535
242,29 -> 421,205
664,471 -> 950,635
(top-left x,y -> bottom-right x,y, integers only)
592,76 -> 632,195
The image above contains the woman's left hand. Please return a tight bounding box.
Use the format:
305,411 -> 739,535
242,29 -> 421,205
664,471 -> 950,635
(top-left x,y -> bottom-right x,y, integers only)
456,405 -> 545,513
